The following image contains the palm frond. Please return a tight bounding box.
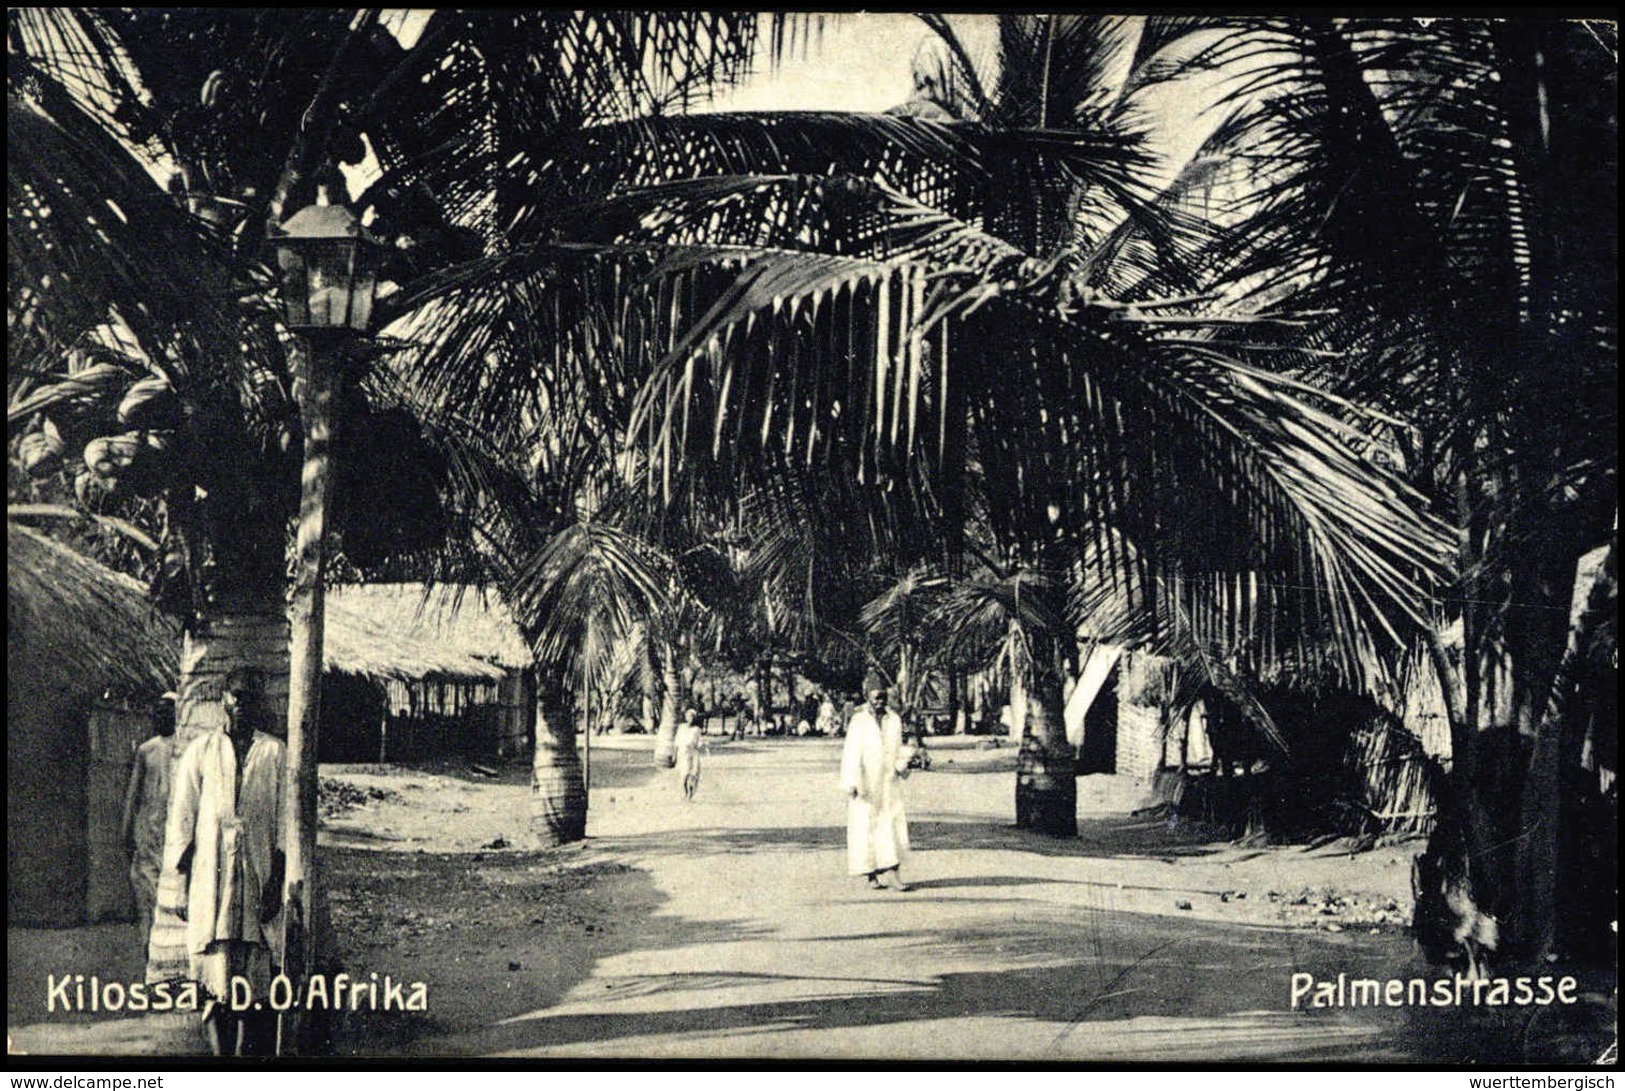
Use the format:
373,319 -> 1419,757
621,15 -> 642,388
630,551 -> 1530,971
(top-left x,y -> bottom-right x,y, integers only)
911,15 -> 995,121
1071,555 -> 1286,751
7,94 -> 274,397
925,565 -> 1066,674
504,111 -> 990,236
510,521 -> 678,677
361,12 -> 770,237
621,217 -> 1455,688
992,14 -> 1138,129
858,564 -> 947,658
7,9 -> 153,157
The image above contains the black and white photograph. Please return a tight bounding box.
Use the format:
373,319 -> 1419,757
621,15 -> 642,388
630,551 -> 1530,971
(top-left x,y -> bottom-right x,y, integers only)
6,9 -> 1617,1066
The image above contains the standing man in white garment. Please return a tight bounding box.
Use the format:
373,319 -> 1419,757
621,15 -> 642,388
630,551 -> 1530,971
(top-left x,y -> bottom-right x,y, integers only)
166,666 -> 286,1055
840,681 -> 913,891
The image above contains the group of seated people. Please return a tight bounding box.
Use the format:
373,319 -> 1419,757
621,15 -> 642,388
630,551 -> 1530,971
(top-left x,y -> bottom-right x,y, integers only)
713,699 -> 946,758
616,693 -> 963,746
716,695 -> 845,740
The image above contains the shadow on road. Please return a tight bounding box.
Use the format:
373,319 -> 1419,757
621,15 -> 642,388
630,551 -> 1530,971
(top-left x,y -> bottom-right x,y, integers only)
588,815 -> 1233,863
322,845 -> 762,1057
431,902 -> 1425,1061
584,759 -> 667,792
899,875 -> 1098,892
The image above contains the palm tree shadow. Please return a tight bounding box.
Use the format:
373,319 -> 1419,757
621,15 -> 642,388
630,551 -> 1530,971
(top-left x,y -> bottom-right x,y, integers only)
596,817 -> 1228,862
322,844 -> 774,1057
906,818 -> 1226,861
902,875 -> 1095,892
923,754 -> 1019,775
324,840 -> 1560,1063
423,906 -> 1431,1061
596,825 -> 845,855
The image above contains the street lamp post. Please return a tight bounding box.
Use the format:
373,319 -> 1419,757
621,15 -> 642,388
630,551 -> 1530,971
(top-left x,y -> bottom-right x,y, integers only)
271,188 -> 382,1054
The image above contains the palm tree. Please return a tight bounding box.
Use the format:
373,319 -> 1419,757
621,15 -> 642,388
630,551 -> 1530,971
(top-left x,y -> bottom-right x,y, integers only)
509,519 -> 678,838
11,5 -> 849,812
13,11 -> 1457,862
643,19 -> 1454,833
860,565 -> 946,715
9,11 -> 820,1007
1127,15 -> 1615,963
393,12 -> 1459,839
649,568 -> 704,767
927,563 -> 1072,820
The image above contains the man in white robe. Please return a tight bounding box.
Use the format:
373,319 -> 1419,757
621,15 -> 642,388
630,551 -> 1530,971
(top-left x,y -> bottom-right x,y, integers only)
674,707 -> 706,800
165,667 -> 286,1056
815,695 -> 836,737
840,685 -> 912,891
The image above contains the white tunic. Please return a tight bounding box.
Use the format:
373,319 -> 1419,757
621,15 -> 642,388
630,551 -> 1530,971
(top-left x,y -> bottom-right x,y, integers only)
839,707 -> 910,875
164,729 -> 286,994
674,723 -> 704,785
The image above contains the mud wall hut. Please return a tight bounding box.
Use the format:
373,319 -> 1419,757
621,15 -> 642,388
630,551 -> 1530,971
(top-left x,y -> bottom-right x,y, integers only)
1156,674 -> 1452,838
1066,648 -> 1170,780
8,530 -> 537,923
7,524 -> 178,927
1063,638 -> 1453,837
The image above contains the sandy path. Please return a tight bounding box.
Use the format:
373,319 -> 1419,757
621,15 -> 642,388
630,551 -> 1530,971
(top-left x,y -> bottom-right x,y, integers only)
394,736 -> 1430,1061
9,735 -> 1454,1060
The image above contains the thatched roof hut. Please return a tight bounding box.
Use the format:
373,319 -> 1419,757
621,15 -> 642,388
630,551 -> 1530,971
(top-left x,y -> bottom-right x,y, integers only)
8,532 -> 534,921
7,522 -> 179,699
323,584 -> 535,761
324,596 -> 508,684
326,583 -> 532,670
6,526 -> 513,692
8,524 -> 181,926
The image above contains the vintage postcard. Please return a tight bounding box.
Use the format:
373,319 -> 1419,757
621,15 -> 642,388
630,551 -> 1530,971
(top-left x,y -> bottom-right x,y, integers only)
7,10 -> 1616,1067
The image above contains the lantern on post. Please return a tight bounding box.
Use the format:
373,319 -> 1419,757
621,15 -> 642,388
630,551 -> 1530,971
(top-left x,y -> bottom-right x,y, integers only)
272,195 -> 383,333
267,186 -> 384,1056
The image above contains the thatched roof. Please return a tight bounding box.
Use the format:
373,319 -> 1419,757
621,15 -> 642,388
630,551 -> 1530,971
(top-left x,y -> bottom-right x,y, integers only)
326,583 -> 532,670
324,595 -> 508,684
8,527 -> 511,695
7,522 -> 179,701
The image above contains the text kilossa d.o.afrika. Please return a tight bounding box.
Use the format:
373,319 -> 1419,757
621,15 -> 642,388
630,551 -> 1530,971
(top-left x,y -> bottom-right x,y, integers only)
46,973 -> 428,1014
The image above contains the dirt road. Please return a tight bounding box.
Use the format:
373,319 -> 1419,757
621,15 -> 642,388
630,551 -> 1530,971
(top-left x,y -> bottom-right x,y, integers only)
326,735 -> 1435,1061
22,734 -> 1603,1062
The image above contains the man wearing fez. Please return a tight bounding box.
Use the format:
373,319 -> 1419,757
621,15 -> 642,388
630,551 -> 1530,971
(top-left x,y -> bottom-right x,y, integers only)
840,678 -> 914,891
164,666 -> 286,1055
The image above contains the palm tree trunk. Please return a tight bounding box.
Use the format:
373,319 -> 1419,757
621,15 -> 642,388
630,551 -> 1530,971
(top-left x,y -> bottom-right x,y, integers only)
1007,666 -> 1026,742
1014,584 -> 1077,836
171,612 -> 293,745
1014,640 -> 1077,836
682,654 -> 698,718
1416,610 -> 1520,966
640,628 -> 658,736
1514,537 -> 1616,958
754,656 -> 771,731
1412,447 -> 1517,965
898,642 -> 915,715
1180,706 -> 1191,770
654,640 -> 682,767
531,680 -> 586,845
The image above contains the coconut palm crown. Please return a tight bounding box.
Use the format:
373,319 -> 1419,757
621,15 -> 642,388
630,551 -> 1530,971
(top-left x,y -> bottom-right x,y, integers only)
12,13 -> 1457,846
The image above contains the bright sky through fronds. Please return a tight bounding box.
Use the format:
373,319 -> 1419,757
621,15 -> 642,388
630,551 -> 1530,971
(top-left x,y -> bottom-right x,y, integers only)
701,13 -> 999,115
